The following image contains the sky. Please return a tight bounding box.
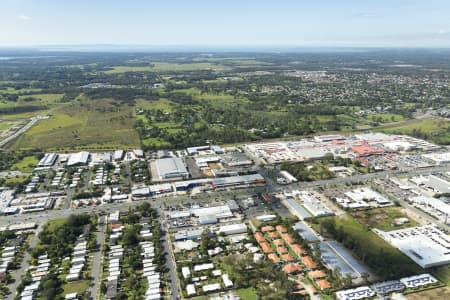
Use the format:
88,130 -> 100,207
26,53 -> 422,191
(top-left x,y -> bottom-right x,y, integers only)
0,0 -> 449,48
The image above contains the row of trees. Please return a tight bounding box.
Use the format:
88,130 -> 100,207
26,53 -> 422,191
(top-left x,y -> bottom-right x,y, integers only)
318,217 -> 421,280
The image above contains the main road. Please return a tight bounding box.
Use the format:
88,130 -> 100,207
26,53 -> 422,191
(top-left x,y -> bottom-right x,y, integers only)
1,162 -> 449,300
1,163 -> 449,228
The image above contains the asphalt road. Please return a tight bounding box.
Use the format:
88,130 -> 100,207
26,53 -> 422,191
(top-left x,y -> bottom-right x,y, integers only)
281,164 -> 450,193
90,220 -> 106,300
160,216 -> 180,300
64,188 -> 74,209
83,169 -> 92,190
0,117 -> 40,149
2,163 -> 449,228
2,162 -> 450,299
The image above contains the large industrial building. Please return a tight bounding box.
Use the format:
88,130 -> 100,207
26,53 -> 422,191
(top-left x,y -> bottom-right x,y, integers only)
37,153 -> 58,168
336,286 -> 375,300
186,145 -> 224,156
410,175 -> 450,195
292,190 -> 334,217
67,151 -> 90,166
408,196 -> 450,219
375,225 -> 450,268
244,133 -> 439,165
282,194 -> 312,220
217,223 -> 247,236
344,187 -> 392,208
152,157 -> 189,181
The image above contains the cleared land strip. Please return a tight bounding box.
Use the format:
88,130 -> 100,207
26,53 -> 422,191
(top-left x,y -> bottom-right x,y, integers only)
0,116 -> 48,149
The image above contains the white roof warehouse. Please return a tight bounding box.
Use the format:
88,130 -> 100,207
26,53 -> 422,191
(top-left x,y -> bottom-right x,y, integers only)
375,225 -> 450,268
154,157 -> 189,180
67,151 -> 90,166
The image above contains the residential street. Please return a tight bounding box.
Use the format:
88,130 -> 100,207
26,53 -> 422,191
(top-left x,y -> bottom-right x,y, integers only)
90,219 -> 106,300
6,223 -> 44,300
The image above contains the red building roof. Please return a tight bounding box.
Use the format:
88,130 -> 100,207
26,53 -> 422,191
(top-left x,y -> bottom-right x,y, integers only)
317,279 -> 332,290
283,263 -> 302,274
261,225 -> 275,232
254,232 -> 265,243
282,233 -> 295,245
259,242 -> 273,254
276,225 -> 288,233
291,244 -> 307,257
351,143 -> 384,157
302,256 -> 318,269
268,253 -> 281,263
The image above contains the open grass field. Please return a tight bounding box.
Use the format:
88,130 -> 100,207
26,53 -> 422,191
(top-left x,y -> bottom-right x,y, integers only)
173,87 -> 250,106
0,111 -> 47,120
18,93 -> 64,104
0,87 -> 42,94
367,113 -> 406,123
0,93 -> 62,119
380,117 -> 450,144
11,155 -> 38,173
236,288 -> 258,300
104,62 -> 230,74
197,92 -> 249,106
0,120 -> 21,133
135,98 -> 173,111
4,176 -> 28,186
11,98 -> 140,150
45,218 -> 67,232
141,137 -> 172,149
351,207 -> 418,231
193,56 -> 274,66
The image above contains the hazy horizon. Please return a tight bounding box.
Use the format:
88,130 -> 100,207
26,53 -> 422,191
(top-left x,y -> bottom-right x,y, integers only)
1,0 -> 450,48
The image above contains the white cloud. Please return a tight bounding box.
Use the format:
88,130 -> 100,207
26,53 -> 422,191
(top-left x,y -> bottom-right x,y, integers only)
18,14 -> 31,21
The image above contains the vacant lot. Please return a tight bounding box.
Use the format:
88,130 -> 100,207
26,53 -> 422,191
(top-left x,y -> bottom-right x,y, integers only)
407,286 -> 450,300
352,207 -> 418,231
11,155 -> 38,173
12,98 -> 140,150
431,264 -> 450,285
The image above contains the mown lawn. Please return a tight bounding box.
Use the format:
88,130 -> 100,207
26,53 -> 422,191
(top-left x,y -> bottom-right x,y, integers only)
236,287 -> 258,300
